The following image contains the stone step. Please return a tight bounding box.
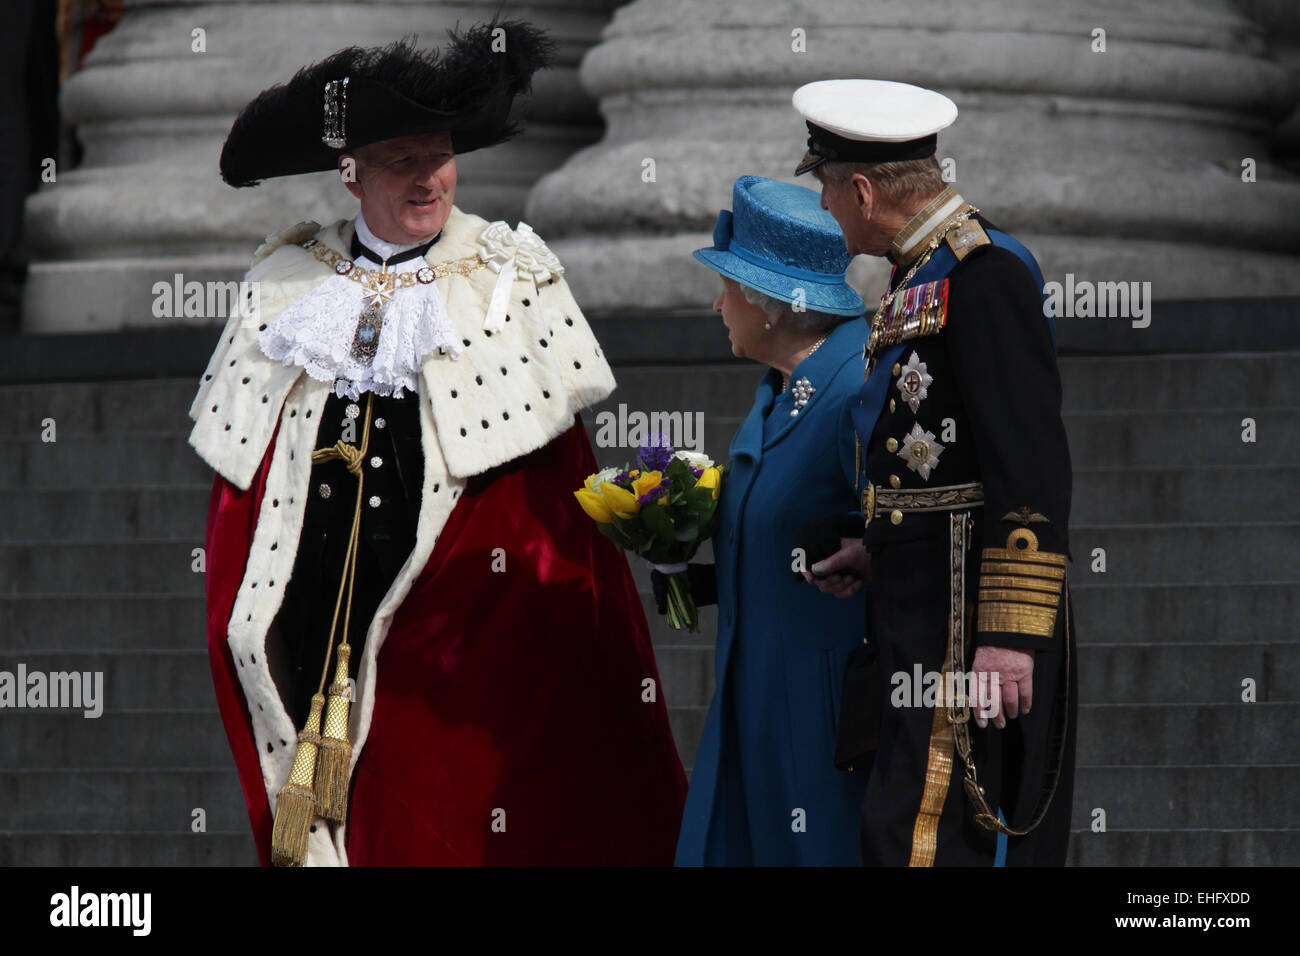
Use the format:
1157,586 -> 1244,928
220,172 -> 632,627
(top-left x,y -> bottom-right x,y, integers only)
599,354 -> 1300,420
0,462 -> 1291,548
670,702 -> 1300,776
1063,409 -> 1298,466
1,769 -> 248,832
0,435 -> 213,490
3,352 -> 1296,443
1070,765 -> 1300,831
0,651 -> 215,712
1068,582 -> 1298,645
3,523 -> 1288,593
1067,828 -> 1299,866
654,645 -> 714,709
1079,643 -> 1296,704
0,542 -> 229,595
2,391 -> 1291,493
1070,465 -> 1300,523
634,561 -> 1300,653
583,409 -> 1300,471
669,705 -> 708,770
0,596 -> 204,650
0,832 -> 257,867
0,486 -> 209,542
1058,352 -> 1300,413
0,380 -> 197,439
0,710 -> 250,768
653,641 -> 1298,710
1076,703 -> 1300,765
1067,523 -> 1299,585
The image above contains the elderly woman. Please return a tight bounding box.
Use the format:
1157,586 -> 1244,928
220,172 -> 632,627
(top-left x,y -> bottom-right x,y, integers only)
669,175 -> 872,866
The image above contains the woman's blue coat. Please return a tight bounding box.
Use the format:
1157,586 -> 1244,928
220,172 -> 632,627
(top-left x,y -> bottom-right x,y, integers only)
675,317 -> 872,866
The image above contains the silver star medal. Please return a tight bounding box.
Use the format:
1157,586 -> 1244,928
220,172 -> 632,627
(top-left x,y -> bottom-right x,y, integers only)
898,422 -> 944,480
896,350 -> 932,414
350,265 -> 396,363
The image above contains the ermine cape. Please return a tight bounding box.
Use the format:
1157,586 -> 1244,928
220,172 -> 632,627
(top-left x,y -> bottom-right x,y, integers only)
191,206 -> 687,865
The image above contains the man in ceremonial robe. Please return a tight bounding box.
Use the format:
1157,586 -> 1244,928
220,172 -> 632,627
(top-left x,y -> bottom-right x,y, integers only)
191,22 -> 686,866
798,80 -> 1078,866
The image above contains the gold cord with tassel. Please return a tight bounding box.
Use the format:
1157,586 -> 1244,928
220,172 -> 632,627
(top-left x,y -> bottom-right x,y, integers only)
271,692 -> 325,867
270,392 -> 374,864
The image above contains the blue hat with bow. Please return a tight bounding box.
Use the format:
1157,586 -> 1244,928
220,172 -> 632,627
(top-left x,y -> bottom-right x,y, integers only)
693,175 -> 864,317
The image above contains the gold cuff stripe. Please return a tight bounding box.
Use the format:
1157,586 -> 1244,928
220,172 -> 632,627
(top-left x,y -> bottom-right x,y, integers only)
980,561 -> 1066,580
982,547 -> 1068,568
979,574 -> 1062,594
978,602 -> 1058,637
980,588 -> 1061,607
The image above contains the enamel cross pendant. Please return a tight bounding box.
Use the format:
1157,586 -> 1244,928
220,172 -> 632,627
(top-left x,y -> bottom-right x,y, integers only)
349,263 -> 395,363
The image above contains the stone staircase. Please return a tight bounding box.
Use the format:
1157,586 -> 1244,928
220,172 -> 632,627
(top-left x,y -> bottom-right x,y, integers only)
0,351 -> 1295,864
587,352 -> 1300,866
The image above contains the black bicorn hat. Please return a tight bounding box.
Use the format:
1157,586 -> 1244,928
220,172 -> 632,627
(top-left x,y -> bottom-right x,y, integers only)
219,19 -> 555,187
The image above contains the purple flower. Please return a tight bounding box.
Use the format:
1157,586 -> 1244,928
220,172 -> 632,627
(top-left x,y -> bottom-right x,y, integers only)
639,432 -> 674,473
635,476 -> 673,505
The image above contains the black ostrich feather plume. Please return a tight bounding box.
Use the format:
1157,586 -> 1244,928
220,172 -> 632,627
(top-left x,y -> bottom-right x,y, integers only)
220,19 -> 555,187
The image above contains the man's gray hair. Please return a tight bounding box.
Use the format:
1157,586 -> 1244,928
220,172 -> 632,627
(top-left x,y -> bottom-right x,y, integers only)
741,285 -> 850,334
820,155 -> 945,207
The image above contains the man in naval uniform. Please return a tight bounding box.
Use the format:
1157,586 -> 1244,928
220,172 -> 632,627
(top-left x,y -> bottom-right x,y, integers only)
190,23 -> 686,866
797,80 -> 1078,866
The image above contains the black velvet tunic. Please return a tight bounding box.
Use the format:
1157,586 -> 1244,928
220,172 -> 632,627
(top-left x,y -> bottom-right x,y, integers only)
274,228 -> 437,729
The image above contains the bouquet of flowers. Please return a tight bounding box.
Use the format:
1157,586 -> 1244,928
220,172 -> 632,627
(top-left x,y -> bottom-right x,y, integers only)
574,437 -> 726,632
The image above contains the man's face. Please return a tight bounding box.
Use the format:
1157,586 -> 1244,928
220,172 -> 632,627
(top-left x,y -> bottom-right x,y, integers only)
812,166 -> 884,258
342,131 -> 456,244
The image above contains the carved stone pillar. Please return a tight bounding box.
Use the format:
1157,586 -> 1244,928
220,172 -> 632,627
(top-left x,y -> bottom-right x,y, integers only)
24,0 -> 617,332
527,0 -> 1300,312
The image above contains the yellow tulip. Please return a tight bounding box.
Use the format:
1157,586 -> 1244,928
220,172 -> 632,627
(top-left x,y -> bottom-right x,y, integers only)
574,488 -> 614,523
599,481 -> 640,518
695,466 -> 721,499
631,470 -> 663,500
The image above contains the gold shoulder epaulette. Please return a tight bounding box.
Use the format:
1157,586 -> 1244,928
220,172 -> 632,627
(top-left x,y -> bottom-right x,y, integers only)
945,219 -> 990,262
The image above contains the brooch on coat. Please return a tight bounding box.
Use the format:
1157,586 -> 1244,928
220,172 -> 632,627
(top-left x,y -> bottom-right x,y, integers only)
789,377 -> 815,417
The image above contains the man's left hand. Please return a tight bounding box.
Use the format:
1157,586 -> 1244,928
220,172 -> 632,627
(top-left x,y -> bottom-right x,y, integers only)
972,645 -> 1035,729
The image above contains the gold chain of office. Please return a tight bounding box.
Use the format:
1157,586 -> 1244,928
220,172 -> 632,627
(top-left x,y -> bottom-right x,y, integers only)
300,238 -> 487,299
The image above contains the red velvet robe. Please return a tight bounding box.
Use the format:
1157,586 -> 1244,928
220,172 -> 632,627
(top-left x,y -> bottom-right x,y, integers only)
204,416 -> 687,865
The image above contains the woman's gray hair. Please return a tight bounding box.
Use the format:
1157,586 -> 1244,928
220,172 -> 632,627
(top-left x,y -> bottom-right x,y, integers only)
741,285 -> 850,334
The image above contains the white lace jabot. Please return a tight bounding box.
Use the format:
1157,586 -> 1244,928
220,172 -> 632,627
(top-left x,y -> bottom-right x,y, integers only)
257,212 -> 461,401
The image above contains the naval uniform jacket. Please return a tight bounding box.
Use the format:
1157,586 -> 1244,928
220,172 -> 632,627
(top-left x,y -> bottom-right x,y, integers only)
846,198 -> 1078,866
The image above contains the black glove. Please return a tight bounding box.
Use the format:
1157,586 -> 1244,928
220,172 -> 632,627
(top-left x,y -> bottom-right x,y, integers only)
650,562 -> 718,614
793,513 -> 866,580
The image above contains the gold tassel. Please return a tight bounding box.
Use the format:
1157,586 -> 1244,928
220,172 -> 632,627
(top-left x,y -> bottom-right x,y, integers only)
271,693 -> 325,867
314,643 -> 353,821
